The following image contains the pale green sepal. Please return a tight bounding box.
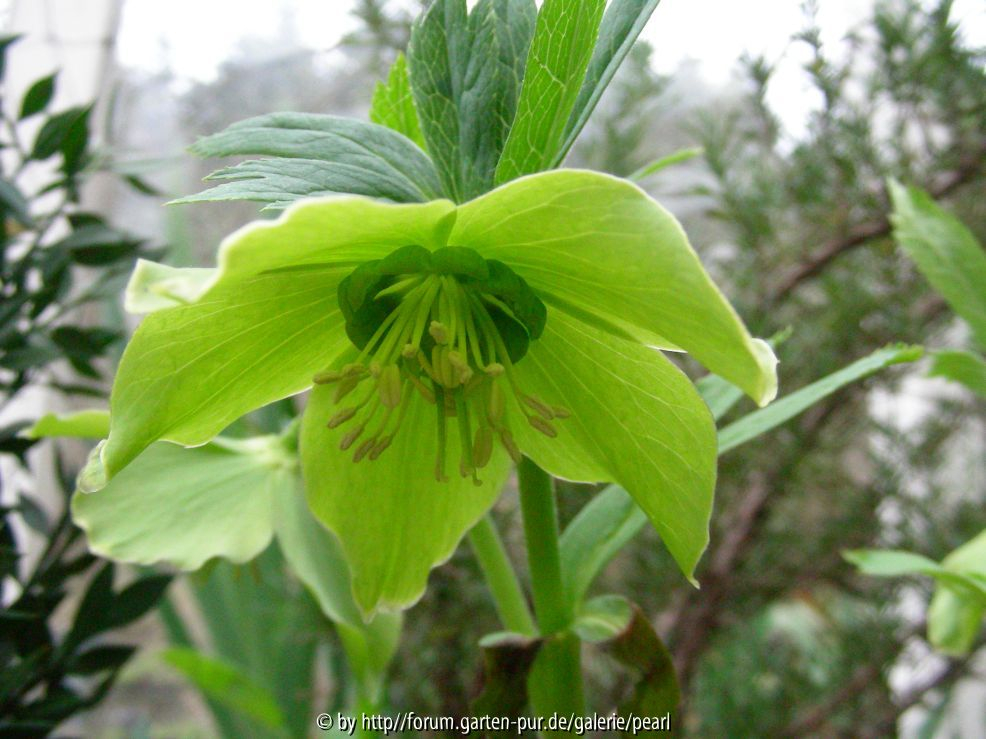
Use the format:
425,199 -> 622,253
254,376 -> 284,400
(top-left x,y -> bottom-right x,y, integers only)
214,195 -> 457,281
272,476 -> 363,628
72,436 -> 292,569
301,385 -> 511,617
272,469 -> 404,698
124,259 -> 216,313
100,196 -> 457,485
511,309 -> 716,584
453,170 -> 778,405
24,409 -> 109,439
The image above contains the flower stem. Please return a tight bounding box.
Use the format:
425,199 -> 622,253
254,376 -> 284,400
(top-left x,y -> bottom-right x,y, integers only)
517,457 -> 571,634
517,457 -> 584,726
468,515 -> 536,636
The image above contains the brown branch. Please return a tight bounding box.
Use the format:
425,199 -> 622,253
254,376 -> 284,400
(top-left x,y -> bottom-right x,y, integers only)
770,147 -> 986,303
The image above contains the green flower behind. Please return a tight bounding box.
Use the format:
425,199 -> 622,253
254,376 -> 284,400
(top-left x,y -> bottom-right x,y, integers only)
81,169 -> 776,616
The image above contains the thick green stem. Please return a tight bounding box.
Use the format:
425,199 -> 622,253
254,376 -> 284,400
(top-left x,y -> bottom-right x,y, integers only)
517,457 -> 584,729
517,457 -> 571,634
469,515 -> 537,636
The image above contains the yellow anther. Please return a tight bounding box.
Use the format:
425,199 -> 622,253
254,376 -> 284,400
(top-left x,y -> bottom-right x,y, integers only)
499,429 -> 522,464
369,435 -> 393,461
313,368 -> 344,384
488,382 -> 506,427
429,320 -> 449,345
522,395 -> 555,420
327,406 -> 358,429
485,362 -> 505,377
378,365 -> 403,409
473,426 -> 494,468
353,438 -> 375,463
339,424 -> 365,451
402,343 -> 418,359
333,375 -> 361,403
529,415 -> 558,438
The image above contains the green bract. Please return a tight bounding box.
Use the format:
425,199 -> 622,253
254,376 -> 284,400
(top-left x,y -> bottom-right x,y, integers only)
83,169 -> 777,616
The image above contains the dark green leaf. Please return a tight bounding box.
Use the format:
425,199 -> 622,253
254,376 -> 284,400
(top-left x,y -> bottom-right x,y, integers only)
105,574 -> 172,630
0,34 -> 21,80
19,73 -> 57,119
66,563 -> 114,647
458,0 -> 537,199
558,0 -> 663,165
0,177 -> 32,226
31,106 -> 91,174
495,0 -> 606,183
14,495 -> 48,535
178,113 -> 442,207
55,223 -> 142,265
407,0 -> 469,199
66,644 -> 136,675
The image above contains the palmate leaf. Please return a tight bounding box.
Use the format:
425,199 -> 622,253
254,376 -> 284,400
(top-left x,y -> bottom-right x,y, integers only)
407,0 -> 536,201
495,0 -> 606,184
370,53 -> 425,150
557,0 -> 664,167
177,113 -> 444,208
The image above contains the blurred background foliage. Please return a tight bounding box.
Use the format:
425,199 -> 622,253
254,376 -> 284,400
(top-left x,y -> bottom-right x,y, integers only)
2,0 -> 984,736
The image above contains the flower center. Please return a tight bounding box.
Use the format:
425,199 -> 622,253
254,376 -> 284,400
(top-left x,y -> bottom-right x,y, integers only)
314,245 -> 566,484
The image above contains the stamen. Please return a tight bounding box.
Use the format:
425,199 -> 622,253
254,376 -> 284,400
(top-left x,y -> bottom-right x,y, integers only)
326,250 -> 565,473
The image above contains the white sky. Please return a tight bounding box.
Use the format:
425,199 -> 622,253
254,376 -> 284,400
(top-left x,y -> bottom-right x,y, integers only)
112,0 -> 985,136
115,0 -> 985,82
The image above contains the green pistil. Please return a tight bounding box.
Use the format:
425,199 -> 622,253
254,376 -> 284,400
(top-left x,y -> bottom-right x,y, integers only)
319,251 -> 566,481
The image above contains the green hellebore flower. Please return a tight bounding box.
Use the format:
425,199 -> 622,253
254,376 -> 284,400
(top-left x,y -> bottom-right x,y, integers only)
85,169 -> 777,616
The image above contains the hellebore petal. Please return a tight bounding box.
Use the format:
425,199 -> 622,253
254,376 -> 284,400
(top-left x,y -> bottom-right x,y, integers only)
509,308 -> 716,582
450,169 -> 778,406
72,437 -> 290,570
96,196 -> 458,486
301,384 -> 511,617
124,259 -> 217,314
